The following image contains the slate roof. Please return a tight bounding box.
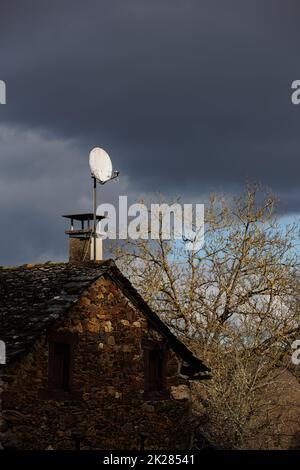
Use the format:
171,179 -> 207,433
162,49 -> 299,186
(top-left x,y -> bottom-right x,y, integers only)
0,260 -> 210,378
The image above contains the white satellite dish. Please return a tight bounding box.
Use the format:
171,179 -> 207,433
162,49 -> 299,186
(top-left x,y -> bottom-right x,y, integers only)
89,147 -> 113,183
88,146 -> 119,261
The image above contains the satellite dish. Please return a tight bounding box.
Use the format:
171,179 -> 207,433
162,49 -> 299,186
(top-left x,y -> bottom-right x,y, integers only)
89,147 -> 113,183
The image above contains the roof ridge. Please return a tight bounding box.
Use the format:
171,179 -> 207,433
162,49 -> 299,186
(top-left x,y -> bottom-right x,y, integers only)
0,259 -> 116,271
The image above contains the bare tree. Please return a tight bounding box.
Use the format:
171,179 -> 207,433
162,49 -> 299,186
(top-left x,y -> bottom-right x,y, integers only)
112,184 -> 300,449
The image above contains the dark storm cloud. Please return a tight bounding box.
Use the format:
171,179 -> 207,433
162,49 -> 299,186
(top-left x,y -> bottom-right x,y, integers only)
0,0 -> 299,264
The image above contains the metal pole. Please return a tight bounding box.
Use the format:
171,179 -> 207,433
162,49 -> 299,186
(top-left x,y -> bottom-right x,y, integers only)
93,176 -> 97,261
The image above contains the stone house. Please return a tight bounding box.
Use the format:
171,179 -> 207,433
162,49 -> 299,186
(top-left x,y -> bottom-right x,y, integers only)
0,259 -> 210,450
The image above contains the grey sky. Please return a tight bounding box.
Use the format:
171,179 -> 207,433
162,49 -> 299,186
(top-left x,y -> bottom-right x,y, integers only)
0,0 -> 299,265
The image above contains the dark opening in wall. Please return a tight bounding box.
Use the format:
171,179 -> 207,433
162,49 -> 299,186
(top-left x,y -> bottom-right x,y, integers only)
142,338 -> 169,400
51,342 -> 71,391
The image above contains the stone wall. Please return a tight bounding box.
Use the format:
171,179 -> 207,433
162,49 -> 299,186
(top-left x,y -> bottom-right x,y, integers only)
68,237 -> 91,262
0,277 -> 192,450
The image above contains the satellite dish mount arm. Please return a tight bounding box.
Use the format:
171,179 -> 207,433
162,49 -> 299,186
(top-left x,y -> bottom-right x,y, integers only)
98,170 -> 120,185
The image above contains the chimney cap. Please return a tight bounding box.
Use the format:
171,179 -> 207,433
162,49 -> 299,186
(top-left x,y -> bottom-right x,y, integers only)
62,213 -> 105,221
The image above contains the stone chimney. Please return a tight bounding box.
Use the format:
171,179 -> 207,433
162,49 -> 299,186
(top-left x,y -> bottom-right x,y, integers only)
62,213 -> 104,262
